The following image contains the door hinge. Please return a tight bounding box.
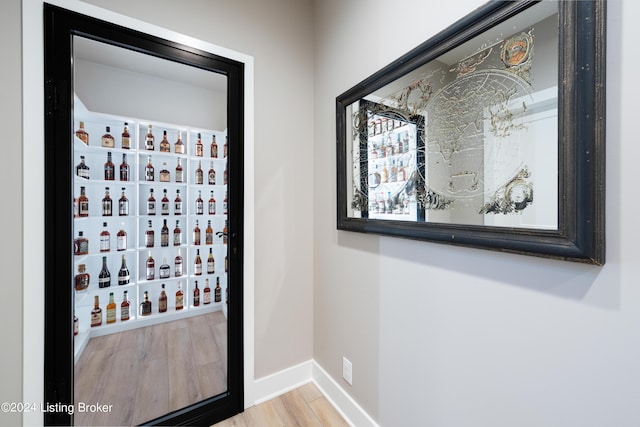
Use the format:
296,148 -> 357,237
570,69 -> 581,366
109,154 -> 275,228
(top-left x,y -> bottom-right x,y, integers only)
45,79 -> 57,116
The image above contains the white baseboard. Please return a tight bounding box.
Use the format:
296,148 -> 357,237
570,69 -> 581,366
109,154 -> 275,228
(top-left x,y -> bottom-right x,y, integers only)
251,359 -> 379,427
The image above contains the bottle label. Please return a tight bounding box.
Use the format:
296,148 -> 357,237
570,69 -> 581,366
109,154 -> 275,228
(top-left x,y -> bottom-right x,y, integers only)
100,235 -> 110,252
203,291 -> 211,304
193,231 -> 200,245
119,201 -> 128,216
160,171 -> 170,182
161,233 -> 169,247
118,274 -> 130,285
194,292 -> 200,306
159,298 -> 167,312
120,168 -> 129,181
117,235 -> 127,251
206,234 -> 213,245
102,200 -> 112,216
176,170 -> 183,182
196,201 -> 203,214
176,294 -> 184,309
160,266 -> 170,279
141,302 -> 152,316
208,171 -> 215,185
212,146 -> 218,158
78,169 -> 90,179
98,276 -> 110,288
209,201 -> 216,215
196,171 -> 203,184
147,201 -> 156,215
175,260 -> 183,276
122,136 -> 130,149
223,200 -> 228,214
105,166 -> 115,180
146,267 -> 154,280
91,311 -> 102,327
207,260 -> 215,274
106,308 -> 116,323
215,288 -> 221,303
102,136 -> 115,148
161,202 -> 169,215
146,232 -> 154,247
121,305 -> 130,320
195,264 -> 202,275
145,167 -> 154,181
174,202 -> 182,214
173,232 -> 181,246
79,201 -> 89,216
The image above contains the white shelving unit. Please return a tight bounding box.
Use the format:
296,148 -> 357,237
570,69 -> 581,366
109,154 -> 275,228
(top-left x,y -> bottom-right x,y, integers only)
72,98 -> 228,363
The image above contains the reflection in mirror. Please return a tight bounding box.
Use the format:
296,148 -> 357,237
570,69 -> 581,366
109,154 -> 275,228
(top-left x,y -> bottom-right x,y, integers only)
72,36 -> 229,426
346,1 -> 558,230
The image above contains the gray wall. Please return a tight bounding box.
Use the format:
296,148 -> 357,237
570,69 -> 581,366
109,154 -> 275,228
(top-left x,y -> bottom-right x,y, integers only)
314,0 -> 640,426
0,0 -> 23,425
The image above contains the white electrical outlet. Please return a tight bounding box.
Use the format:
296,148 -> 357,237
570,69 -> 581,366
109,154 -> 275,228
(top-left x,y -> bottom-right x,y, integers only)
343,356 -> 353,386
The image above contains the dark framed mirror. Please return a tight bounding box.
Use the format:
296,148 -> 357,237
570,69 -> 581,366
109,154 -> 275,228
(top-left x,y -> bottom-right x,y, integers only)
44,4 -> 244,425
336,0 -> 606,264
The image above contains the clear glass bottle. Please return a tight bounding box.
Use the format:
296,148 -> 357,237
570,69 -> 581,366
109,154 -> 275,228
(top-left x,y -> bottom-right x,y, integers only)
193,220 -> 201,245
145,220 -> 154,247
159,162 -> 170,182
117,228 -> 127,251
174,189 -> 183,215
195,160 -> 203,185
161,189 -> 170,216
175,158 -> 184,183
205,220 -> 214,245
196,190 -> 204,215
175,248 -> 183,277
159,257 -> 170,279
74,231 -> 89,255
173,220 -> 182,246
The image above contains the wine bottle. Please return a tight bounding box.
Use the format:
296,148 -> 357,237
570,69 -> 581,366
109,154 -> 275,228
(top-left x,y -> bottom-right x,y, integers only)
174,131 -> 185,154
102,187 -> 113,216
120,153 -> 130,181
193,280 -> 200,306
194,249 -> 202,276
98,256 -> 111,288
145,124 -> 154,150
118,254 -> 130,285
121,122 -> 130,149
160,130 -> 170,153
101,126 -> 115,148
159,284 -> 167,313
140,291 -> 152,316
118,187 -> 129,216
106,292 -> 116,324
175,282 -> 184,310
121,290 -> 130,321
76,155 -> 90,179
99,222 -> 110,252
205,220 -> 213,245
214,277 -> 222,303
173,220 -> 182,246
207,248 -> 215,274
104,151 -> 115,180
75,121 -> 89,145
161,219 -> 169,247
91,295 -> 102,327
193,220 -> 201,245
203,279 -> 211,304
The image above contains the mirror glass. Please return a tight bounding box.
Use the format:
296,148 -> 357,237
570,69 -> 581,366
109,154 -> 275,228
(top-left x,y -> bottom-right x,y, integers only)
344,1 -> 559,230
72,36 -> 229,426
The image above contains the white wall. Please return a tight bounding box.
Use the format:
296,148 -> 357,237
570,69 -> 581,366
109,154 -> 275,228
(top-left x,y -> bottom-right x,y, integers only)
314,1 -> 640,426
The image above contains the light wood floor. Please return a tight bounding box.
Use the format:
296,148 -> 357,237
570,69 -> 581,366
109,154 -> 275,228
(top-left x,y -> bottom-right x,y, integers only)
74,311 -> 227,426
212,382 -> 349,427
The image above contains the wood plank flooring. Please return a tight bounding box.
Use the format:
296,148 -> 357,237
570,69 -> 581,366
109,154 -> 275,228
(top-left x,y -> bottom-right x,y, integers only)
74,311 -> 227,426
212,382 -> 350,427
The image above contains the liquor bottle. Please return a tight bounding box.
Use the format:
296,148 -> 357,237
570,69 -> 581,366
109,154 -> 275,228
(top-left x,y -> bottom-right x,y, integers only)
74,263 -> 90,293
390,159 -> 397,183
145,124 -> 155,150
140,291 -> 152,316
173,220 -> 182,246
121,290 -> 130,321
120,153 -> 129,181
74,313 -> 79,335
102,187 -> 113,216
76,121 -> 89,145
73,195 -> 78,218
79,186 -> 89,217
175,158 -> 184,183
160,130 -> 170,153
146,250 -> 155,280
397,160 -> 406,181
175,282 -> 184,310
223,191 -> 228,215
99,222 -> 110,252
193,280 -> 200,306
174,131 -> 185,154
98,256 -> 111,288
196,132 -> 203,157
386,191 -> 393,214
208,161 -> 216,185
74,231 -> 89,255
118,187 -> 129,216
91,295 -> 102,327
205,220 -> 214,245
223,163 -> 228,185
106,292 -> 116,324
207,248 -> 215,274
147,188 -> 156,215
146,220 -> 154,247
224,136 -> 228,158
214,277 -> 222,303
118,254 -> 130,285
396,132 -> 403,155
195,160 -> 203,184
225,254 -> 228,273
194,249 -> 202,276
196,190 -> 204,215
208,191 -> 216,215
76,155 -> 90,179
223,220 -> 228,245
159,257 -> 170,279
159,284 -> 167,313
210,134 -> 218,158
104,152 -> 115,180
203,279 -> 211,304
381,162 -> 389,183
193,220 -> 201,245
101,126 -> 115,148
116,228 -> 127,251
121,122 -> 131,149
159,162 -> 170,182
145,155 -> 155,181
174,189 -> 183,215
175,248 -> 183,277
161,189 -> 170,215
